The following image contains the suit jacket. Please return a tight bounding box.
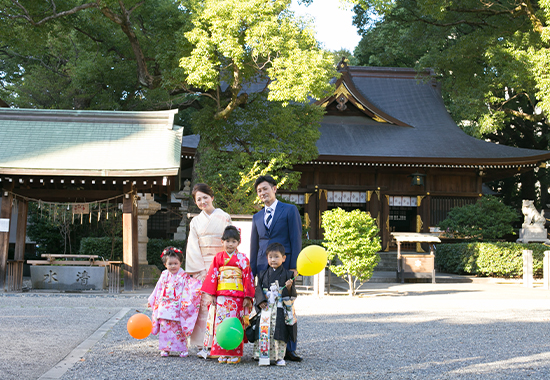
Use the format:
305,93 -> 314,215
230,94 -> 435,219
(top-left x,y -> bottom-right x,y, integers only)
250,201 -> 302,277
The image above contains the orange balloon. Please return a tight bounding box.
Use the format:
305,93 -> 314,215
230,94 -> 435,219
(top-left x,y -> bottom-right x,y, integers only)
127,313 -> 152,340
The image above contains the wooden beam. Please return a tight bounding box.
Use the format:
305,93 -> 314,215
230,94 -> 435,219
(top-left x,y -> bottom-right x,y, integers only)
13,189 -> 124,202
14,199 -> 28,261
0,191 -> 13,290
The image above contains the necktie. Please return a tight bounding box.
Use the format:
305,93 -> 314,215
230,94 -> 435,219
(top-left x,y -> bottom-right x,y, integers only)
265,207 -> 273,229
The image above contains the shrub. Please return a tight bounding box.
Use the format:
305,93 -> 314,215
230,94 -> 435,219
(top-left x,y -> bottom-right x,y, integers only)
321,208 -> 381,295
80,237 -> 123,261
438,195 -> 518,241
148,239 -> 187,271
80,237 -> 186,271
435,242 -> 546,278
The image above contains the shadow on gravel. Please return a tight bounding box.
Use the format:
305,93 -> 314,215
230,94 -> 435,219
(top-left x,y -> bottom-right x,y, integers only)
57,306 -> 550,380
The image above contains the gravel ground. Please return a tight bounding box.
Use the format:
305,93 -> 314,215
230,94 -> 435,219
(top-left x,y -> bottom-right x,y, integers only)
2,283 -> 550,380
0,293 -> 146,380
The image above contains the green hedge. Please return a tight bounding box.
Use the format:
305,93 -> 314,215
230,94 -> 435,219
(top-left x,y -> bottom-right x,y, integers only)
147,239 -> 187,271
80,237 -> 186,271
80,237 -> 123,261
435,242 -> 547,278
302,239 -> 324,248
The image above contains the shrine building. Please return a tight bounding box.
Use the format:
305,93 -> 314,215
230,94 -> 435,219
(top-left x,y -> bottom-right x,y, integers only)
181,64 -> 550,252
0,109 -> 183,290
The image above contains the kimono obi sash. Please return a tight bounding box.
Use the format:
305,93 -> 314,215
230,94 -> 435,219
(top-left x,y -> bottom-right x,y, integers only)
217,266 -> 243,291
198,235 -> 223,248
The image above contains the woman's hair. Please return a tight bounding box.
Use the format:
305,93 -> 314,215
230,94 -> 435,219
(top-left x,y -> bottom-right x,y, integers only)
192,183 -> 214,201
160,246 -> 184,265
221,225 -> 241,242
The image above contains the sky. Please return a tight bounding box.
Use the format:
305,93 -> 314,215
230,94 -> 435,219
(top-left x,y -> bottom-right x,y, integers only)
290,0 -> 362,53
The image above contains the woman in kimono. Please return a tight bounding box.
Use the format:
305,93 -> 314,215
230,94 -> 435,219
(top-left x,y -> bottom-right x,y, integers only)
201,226 -> 255,364
185,183 -> 232,353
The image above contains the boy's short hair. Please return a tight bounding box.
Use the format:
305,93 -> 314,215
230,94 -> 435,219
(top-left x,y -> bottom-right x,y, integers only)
221,225 -> 241,242
266,242 -> 285,256
254,175 -> 277,190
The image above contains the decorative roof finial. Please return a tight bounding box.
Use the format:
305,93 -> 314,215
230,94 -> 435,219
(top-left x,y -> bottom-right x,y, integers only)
337,57 -> 349,72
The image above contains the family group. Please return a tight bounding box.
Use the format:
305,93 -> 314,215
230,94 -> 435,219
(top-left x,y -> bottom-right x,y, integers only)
147,176 -> 303,366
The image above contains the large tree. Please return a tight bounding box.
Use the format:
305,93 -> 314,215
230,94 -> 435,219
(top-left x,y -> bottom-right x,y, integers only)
1,0 -> 337,212
0,0 -> 196,110
352,0 -> 550,207
180,0 -> 336,212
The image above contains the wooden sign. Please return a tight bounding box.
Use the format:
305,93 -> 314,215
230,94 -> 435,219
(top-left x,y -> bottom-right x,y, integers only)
72,204 -> 89,214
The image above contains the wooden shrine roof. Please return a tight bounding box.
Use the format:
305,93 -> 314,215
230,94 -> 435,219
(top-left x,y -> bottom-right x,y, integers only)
312,65 -> 550,168
181,65 -> 550,170
0,108 -> 183,201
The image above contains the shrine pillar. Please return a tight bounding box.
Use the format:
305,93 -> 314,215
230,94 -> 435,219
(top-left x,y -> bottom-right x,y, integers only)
137,193 -> 161,285
0,191 -> 13,290
123,189 -> 139,291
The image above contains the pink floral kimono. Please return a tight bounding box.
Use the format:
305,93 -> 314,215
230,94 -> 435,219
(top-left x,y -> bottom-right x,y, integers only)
148,268 -> 202,353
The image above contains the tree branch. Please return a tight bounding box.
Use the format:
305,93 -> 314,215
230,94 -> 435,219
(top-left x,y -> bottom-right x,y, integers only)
99,1 -> 157,88
7,0 -> 97,26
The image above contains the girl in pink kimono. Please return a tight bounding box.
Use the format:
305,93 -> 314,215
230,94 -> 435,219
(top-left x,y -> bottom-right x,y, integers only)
185,183 -> 232,355
148,247 -> 202,357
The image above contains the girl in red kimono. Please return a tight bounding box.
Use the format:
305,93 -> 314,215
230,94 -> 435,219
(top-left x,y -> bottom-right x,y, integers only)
201,225 -> 255,364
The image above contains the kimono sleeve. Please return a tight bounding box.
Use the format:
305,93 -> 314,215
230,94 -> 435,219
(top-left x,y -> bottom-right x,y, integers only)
280,269 -> 297,299
148,270 -> 166,307
254,271 -> 267,307
242,260 -> 255,299
201,252 -> 220,295
185,219 -> 206,275
179,273 -> 202,337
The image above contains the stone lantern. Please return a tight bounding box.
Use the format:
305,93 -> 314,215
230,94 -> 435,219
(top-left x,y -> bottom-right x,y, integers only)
137,193 -> 161,284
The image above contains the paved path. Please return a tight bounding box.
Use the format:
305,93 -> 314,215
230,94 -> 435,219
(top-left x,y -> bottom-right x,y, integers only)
2,282 -> 550,379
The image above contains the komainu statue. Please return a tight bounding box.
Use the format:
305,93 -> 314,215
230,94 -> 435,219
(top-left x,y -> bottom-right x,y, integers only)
521,200 -> 546,228
517,200 -> 549,243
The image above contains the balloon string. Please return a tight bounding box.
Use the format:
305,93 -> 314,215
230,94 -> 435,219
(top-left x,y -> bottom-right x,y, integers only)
279,273 -> 299,291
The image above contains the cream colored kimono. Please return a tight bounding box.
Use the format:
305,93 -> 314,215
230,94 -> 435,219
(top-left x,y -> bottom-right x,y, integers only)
185,208 -> 232,346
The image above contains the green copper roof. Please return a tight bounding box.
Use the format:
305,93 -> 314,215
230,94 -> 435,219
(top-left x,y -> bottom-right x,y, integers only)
0,109 -> 182,177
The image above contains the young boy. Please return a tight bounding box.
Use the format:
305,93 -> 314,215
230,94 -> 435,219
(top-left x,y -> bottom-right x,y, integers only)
253,242 -> 298,366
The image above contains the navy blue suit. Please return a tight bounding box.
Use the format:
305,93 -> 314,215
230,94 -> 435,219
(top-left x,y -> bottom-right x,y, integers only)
250,200 -> 302,356
250,201 -> 302,277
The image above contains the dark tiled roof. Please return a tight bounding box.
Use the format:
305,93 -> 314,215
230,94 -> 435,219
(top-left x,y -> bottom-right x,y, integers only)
183,66 -> 550,166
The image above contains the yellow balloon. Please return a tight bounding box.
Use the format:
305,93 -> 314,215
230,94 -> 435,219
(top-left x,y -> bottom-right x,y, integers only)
296,245 -> 327,276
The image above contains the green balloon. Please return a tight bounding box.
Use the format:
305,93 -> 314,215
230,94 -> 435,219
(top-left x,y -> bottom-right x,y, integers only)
216,317 -> 244,350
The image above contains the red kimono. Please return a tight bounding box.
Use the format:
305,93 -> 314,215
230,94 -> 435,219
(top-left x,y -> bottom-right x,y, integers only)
201,250 -> 255,357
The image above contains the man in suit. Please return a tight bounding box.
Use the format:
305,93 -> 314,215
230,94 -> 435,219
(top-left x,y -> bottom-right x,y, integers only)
250,175 -> 303,362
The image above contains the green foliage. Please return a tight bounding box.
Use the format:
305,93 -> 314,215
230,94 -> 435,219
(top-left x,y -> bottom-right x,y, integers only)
79,237 -> 186,271
438,196 -> 518,241
147,239 -> 187,271
0,0 -> 192,110
181,0 -> 335,112
80,237 -> 124,261
435,242 -> 546,278
193,94 -> 324,213
352,0 -> 550,206
302,239 -> 324,249
180,0 -> 337,213
27,202 -> 123,255
321,207 -> 381,295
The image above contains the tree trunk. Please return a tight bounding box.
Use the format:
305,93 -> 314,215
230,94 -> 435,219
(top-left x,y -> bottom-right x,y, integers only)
348,273 -> 354,296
